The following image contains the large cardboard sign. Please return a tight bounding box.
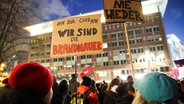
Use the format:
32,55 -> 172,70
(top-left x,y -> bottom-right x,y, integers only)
103,0 -> 144,23
51,14 -> 103,58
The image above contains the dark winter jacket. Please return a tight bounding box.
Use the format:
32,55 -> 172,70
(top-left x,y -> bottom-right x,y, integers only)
68,78 -> 79,95
0,88 -> 46,104
116,93 -> 134,104
51,80 -> 71,104
103,91 -> 117,104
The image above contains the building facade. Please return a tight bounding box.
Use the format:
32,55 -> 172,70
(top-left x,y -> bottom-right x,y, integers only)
167,34 -> 184,67
25,0 -> 170,81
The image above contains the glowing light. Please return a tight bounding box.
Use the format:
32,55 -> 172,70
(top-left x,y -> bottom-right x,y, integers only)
103,43 -> 108,48
0,63 -> 5,68
142,6 -> 159,15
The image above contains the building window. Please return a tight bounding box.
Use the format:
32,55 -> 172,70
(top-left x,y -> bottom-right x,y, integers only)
112,24 -> 115,29
81,55 -> 86,59
121,60 -> 126,64
128,30 -> 134,35
103,35 -> 108,39
41,60 -> 45,63
138,48 -> 143,53
66,57 -> 71,61
135,29 -> 141,34
58,58 -> 63,61
129,40 -> 135,44
114,61 -> 119,65
96,54 -> 101,57
119,41 -> 123,46
103,62 -> 109,66
87,55 -> 92,58
46,44 -> 51,48
153,26 -> 160,32
111,33 -> 117,38
41,53 -> 45,56
116,23 -> 120,28
155,16 -> 159,22
53,58 -> 57,62
35,53 -> 39,56
112,42 -> 118,46
31,54 -> 34,57
146,18 -> 151,23
131,49 -> 137,54
117,32 -> 123,37
46,59 -> 50,63
103,53 -> 108,57
150,47 -> 156,51
81,64 -> 86,68
157,46 -> 164,51
148,37 -> 154,42
146,27 -> 152,33
46,52 -> 50,55
136,39 -> 143,44
120,23 -> 124,27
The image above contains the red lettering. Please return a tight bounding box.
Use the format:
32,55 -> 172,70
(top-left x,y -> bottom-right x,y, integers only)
52,41 -> 102,55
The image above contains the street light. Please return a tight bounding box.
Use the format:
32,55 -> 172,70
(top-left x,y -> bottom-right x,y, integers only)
0,63 -> 6,71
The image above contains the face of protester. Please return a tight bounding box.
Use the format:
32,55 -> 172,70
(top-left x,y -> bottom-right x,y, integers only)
42,88 -> 53,104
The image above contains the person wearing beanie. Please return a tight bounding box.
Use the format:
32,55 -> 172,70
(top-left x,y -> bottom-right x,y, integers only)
132,72 -> 180,104
77,76 -> 100,104
0,62 -> 53,104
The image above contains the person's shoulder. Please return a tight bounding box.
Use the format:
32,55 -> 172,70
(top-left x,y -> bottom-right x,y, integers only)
0,87 -> 14,96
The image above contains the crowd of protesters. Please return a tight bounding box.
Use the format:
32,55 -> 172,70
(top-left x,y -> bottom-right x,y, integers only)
0,62 -> 184,104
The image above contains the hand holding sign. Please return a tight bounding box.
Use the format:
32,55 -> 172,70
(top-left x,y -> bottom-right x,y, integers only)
80,65 -> 93,77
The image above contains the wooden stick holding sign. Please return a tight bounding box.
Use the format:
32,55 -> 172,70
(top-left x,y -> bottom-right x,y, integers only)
124,23 -> 135,80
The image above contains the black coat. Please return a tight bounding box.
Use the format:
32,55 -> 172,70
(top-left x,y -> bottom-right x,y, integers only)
116,93 -> 134,104
0,88 -> 46,104
103,91 -> 117,104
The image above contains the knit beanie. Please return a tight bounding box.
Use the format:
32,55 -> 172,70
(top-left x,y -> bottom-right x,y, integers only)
8,62 -> 53,98
133,72 -> 178,103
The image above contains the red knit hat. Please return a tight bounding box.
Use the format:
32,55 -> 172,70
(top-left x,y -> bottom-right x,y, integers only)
8,62 -> 53,97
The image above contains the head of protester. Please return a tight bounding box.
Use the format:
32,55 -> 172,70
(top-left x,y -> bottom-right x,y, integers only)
127,75 -> 133,82
132,72 -> 179,104
0,62 -> 53,104
106,78 -> 120,92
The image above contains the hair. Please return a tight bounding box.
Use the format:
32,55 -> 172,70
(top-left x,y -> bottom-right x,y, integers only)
132,91 -> 176,104
127,75 -> 133,82
81,76 -> 92,87
106,78 -> 120,91
116,82 -> 126,95
132,91 -> 149,104
125,81 -> 135,93
71,74 -> 76,78
58,80 -> 68,92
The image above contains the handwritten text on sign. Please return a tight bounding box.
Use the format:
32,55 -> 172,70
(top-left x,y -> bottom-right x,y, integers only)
51,14 -> 103,57
104,0 -> 144,23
